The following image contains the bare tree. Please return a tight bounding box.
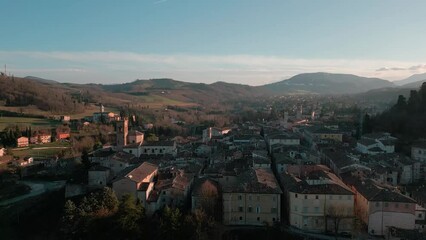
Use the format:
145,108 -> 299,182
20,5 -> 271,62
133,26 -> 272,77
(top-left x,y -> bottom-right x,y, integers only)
326,204 -> 353,235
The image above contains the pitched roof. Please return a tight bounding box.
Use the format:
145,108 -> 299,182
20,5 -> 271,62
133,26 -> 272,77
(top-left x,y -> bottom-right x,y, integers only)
124,162 -> 158,183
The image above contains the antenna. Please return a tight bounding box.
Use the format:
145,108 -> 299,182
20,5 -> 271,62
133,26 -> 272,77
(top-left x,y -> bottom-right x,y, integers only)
4,64 -> 6,75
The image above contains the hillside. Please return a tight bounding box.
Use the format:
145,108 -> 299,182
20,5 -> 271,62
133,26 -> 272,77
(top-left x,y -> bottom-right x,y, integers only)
0,76 -> 269,115
393,72 -> 426,86
401,80 -> 426,89
263,72 -> 395,94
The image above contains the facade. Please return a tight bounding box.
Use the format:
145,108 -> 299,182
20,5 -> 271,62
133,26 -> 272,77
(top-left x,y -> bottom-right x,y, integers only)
0,148 -> 5,157
344,177 -> 416,236
128,130 -> 144,144
412,143 -> 426,162
140,141 -> 177,157
88,165 -> 111,187
116,118 -> 129,151
222,168 -> 282,226
112,161 -> 158,199
17,136 -> 29,147
30,133 -> 51,144
282,170 -> 355,234
202,127 -> 231,143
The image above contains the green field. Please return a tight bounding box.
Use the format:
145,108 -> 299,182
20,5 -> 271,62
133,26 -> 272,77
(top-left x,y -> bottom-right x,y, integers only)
0,117 -> 60,130
12,141 -> 72,159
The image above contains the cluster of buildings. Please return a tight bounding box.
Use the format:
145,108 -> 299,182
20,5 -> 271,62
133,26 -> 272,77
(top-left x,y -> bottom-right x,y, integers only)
59,106 -> 426,239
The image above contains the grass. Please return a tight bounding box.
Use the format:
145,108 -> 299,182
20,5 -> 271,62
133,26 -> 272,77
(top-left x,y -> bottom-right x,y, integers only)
12,141 -> 72,159
0,117 -> 60,130
133,94 -> 196,108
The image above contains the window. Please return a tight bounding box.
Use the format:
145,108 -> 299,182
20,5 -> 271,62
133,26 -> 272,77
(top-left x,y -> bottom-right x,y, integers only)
271,207 -> 277,213
248,207 -> 252,212
304,195 -> 308,199
238,195 -> 242,200
315,195 -> 319,199
256,206 -> 261,213
239,216 -> 243,221
295,194 -> 298,198
257,217 -> 260,221
419,214 -> 423,218
347,195 -> 352,200
273,196 -> 276,201
129,150 -> 132,154
314,207 -> 319,213
248,195 -> 252,201
303,207 -> 308,213
273,218 -> 276,222
238,206 -> 243,212
375,202 -> 380,207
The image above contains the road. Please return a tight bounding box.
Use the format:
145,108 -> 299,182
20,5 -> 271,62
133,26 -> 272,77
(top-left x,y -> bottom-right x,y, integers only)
0,180 -> 66,207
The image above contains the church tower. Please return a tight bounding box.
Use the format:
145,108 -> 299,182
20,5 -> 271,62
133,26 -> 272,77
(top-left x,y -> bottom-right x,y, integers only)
116,118 -> 128,151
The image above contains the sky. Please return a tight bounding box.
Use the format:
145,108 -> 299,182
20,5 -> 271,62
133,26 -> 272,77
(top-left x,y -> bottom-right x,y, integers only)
1,0 -> 426,85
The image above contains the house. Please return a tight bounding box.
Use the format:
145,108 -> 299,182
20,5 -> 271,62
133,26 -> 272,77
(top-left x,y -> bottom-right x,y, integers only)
342,176 -> 417,236
303,126 -> 343,145
123,142 -> 143,158
222,168 -> 282,226
282,170 -> 355,234
17,136 -> 29,147
356,132 -> 397,154
265,132 -> 300,153
30,131 -> 51,144
89,149 -> 138,177
128,130 -> 144,144
88,165 -> 111,187
140,140 -> 177,157
412,142 -> 426,163
0,148 -> 5,157
202,127 -> 231,143
112,161 -> 158,199
60,115 -> 71,122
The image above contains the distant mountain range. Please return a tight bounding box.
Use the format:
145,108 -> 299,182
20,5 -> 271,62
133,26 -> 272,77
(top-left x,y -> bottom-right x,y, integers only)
263,72 -> 395,94
393,72 -> 426,86
1,71 -> 425,114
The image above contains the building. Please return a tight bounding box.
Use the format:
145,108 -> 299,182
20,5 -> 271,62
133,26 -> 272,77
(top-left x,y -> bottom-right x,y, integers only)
303,126 -> 343,145
282,170 -> 355,234
116,118 -> 129,151
343,176 -> 417,236
266,132 -> 300,153
412,142 -> 426,162
112,161 -> 158,199
202,127 -> 231,143
222,168 -> 282,226
88,165 -> 111,187
140,141 -> 177,157
356,132 -> 397,154
17,136 -> 29,147
0,147 -> 5,157
128,130 -> 144,144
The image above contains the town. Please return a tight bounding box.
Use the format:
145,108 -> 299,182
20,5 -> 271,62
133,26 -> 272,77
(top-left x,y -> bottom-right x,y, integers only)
1,82 -> 426,240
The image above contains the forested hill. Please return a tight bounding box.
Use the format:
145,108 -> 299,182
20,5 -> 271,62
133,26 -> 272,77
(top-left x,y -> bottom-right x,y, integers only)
0,74 -> 90,114
368,82 -> 426,141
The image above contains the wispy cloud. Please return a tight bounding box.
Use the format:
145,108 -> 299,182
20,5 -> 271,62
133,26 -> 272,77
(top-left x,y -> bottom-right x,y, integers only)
0,51 -> 424,85
376,64 -> 426,72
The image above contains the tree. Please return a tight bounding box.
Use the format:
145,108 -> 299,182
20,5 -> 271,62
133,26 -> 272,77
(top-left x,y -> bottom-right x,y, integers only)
115,194 -> 145,237
326,205 -> 353,236
160,206 -> 184,240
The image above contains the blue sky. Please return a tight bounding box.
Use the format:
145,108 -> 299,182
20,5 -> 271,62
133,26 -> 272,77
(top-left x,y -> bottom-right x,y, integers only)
1,0 -> 426,85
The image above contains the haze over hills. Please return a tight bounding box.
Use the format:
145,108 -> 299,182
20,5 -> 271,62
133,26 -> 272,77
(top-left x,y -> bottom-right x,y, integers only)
393,72 -> 426,86
263,72 -> 395,94
1,71 -> 425,115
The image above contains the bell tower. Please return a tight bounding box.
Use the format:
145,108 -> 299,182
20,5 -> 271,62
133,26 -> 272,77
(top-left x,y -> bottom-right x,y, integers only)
116,118 -> 128,151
